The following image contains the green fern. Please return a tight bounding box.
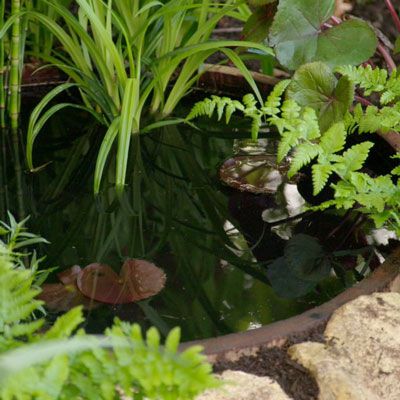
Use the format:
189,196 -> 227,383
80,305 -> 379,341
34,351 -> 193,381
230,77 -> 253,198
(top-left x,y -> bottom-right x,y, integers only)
336,65 -> 400,104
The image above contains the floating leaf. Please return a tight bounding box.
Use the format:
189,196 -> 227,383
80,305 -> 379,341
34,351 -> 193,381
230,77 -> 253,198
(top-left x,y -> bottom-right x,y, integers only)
39,266 -> 99,312
220,155 -> 286,194
76,259 -> 166,305
269,0 -> 377,70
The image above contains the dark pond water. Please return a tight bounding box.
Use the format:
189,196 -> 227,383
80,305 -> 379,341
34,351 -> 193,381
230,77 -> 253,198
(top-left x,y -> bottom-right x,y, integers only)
1,99 -> 394,341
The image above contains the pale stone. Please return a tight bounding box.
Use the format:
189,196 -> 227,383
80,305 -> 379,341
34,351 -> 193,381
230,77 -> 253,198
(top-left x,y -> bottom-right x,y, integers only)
289,292 -> 400,400
196,370 -> 292,400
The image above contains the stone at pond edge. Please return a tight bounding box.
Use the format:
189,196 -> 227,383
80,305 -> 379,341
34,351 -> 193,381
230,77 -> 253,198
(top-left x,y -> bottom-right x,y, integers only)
289,292 -> 400,400
196,370 -> 292,400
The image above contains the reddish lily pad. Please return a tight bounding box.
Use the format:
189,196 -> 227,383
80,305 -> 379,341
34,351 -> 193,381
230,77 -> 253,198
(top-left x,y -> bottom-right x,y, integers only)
39,265 -> 99,312
76,259 -> 166,304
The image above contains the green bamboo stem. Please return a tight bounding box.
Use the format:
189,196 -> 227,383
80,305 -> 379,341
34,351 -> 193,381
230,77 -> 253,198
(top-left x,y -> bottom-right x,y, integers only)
9,0 -> 25,219
9,0 -> 20,130
0,0 -> 7,218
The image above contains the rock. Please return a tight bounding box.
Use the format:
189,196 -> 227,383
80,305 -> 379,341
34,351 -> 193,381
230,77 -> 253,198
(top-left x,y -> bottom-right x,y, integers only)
196,370 -> 292,400
289,292 -> 400,400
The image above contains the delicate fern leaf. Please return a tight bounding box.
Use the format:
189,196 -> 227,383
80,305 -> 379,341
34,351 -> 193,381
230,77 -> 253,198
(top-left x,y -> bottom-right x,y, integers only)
41,355 -> 69,399
263,79 -> 290,115
331,181 -> 357,209
277,129 -> 298,162
250,115 -> 262,140
281,99 -> 300,121
165,327 -> 180,353
391,166 -> 400,175
44,307 -> 84,340
371,211 -> 392,228
216,97 -> 228,121
288,143 -> 320,178
319,122 -> 346,154
355,193 -> 386,213
312,164 -> 334,195
301,108 -> 320,140
8,319 -> 44,338
334,142 -> 374,178
242,93 -> 257,112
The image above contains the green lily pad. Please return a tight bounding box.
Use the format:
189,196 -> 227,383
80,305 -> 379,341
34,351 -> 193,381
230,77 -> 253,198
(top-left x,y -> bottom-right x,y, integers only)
269,0 -> 377,70
287,62 -> 354,132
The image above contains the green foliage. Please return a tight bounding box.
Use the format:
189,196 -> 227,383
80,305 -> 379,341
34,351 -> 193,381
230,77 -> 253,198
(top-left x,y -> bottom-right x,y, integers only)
268,0 -> 377,70
266,234 -> 367,298
0,250 -> 218,399
287,62 -> 354,132
338,65 -> 400,133
188,60 -> 400,235
10,0 -> 272,194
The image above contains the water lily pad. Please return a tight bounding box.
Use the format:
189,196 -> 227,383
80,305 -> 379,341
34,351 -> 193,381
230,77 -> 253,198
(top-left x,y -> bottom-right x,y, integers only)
39,265 -> 99,312
76,259 -> 166,304
220,155 -> 286,193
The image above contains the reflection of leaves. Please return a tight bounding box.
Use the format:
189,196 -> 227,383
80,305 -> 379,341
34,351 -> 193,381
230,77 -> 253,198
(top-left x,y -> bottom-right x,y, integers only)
269,0 -> 377,70
287,62 -> 354,132
266,234 -> 331,298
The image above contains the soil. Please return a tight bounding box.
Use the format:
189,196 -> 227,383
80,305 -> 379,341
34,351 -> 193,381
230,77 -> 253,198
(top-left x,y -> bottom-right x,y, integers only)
213,327 -> 325,400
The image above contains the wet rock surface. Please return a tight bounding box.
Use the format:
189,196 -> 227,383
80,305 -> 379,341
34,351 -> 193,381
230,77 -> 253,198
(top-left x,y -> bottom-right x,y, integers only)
289,292 -> 400,400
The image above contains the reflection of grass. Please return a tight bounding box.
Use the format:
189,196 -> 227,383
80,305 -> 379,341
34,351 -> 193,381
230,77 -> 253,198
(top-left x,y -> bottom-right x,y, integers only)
24,118 -> 274,338
18,114 -> 354,340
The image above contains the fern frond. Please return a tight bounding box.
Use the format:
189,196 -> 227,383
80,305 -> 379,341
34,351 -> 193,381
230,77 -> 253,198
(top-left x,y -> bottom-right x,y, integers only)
262,79 -> 290,115
288,143 -> 320,178
312,164 -> 334,195
333,142 -> 374,178
319,123 -> 347,154
337,65 -> 400,105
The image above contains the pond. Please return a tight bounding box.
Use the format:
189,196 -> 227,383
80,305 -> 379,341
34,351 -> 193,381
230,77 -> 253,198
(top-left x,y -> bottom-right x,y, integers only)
2,95 -> 393,341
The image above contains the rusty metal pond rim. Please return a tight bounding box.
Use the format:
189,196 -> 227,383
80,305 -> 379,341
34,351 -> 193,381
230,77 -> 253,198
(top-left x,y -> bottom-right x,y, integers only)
181,246 -> 400,362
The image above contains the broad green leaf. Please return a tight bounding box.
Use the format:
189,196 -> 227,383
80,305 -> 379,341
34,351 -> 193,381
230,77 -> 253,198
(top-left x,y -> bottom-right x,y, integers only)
266,257 -> 316,298
269,0 -> 377,69
284,234 -> 330,282
287,62 -> 354,132
242,2 -> 277,42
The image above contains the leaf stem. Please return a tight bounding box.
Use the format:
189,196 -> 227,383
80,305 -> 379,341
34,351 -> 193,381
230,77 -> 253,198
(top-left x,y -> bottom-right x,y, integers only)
384,0 -> 400,34
377,43 -> 396,72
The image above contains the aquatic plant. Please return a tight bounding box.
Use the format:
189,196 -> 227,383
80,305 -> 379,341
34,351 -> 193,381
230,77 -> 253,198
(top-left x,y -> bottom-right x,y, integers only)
0,237 -> 218,399
15,0 -> 271,194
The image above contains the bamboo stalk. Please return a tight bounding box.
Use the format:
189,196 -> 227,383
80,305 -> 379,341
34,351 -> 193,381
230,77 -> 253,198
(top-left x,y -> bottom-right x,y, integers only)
0,0 -> 7,219
9,0 -> 25,219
